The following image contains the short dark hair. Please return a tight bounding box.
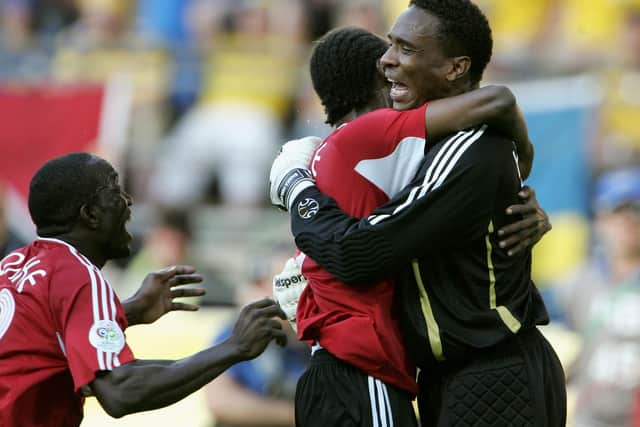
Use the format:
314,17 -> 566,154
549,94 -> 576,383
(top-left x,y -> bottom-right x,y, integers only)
310,27 -> 389,126
409,0 -> 493,85
28,152 -> 111,235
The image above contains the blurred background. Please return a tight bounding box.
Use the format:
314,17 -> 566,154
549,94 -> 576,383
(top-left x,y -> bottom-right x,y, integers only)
1,0 -> 640,426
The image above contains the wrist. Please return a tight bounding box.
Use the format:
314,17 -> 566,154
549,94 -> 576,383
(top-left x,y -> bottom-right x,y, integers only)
276,168 -> 314,211
220,337 -> 252,362
122,297 -> 143,326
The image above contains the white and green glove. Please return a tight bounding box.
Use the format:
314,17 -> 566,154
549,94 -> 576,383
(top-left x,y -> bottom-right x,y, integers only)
272,257 -> 308,332
269,136 -> 322,211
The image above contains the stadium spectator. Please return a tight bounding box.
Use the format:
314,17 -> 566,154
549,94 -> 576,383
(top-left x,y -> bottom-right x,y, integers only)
51,0 -> 171,199
0,152 -> 288,426
205,253 -> 309,427
270,1 -> 564,425
591,4 -> 640,174
0,0 -> 54,83
553,167 -> 640,427
149,0 -> 306,207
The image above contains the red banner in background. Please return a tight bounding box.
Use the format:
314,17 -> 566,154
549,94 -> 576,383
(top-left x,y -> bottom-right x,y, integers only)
0,84 -> 104,202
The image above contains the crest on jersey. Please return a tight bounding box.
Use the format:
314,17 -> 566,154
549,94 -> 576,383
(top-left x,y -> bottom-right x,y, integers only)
297,198 -> 319,219
89,320 -> 125,353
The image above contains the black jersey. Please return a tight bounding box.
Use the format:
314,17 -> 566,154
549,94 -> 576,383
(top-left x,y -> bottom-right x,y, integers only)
289,125 -> 549,368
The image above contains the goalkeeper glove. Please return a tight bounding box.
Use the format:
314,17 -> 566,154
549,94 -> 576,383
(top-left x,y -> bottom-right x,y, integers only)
269,136 -> 322,211
272,257 -> 308,332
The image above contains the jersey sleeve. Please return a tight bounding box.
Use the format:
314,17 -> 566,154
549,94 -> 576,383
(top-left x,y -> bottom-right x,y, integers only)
290,127 -> 517,285
337,105 -> 427,157
51,273 -> 135,391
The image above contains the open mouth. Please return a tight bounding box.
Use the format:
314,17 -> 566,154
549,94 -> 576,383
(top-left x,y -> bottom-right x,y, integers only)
387,78 -> 410,102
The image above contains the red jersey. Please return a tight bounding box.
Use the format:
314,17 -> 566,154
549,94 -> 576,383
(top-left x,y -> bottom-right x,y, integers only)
0,238 -> 135,427
297,105 -> 428,395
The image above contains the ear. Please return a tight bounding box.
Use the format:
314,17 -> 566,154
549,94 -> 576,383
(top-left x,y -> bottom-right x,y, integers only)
79,204 -> 101,230
445,56 -> 471,82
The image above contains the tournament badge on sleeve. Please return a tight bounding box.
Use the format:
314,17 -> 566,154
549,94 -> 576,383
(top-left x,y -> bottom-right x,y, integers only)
89,320 -> 126,353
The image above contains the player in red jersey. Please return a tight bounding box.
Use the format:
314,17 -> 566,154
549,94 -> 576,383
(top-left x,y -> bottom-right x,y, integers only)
0,152 -> 287,426
271,27 -> 547,427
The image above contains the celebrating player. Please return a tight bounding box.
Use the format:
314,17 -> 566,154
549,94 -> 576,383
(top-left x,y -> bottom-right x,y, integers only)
0,152 -> 287,426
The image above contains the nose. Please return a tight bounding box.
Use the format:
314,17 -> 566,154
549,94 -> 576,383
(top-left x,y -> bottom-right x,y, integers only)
379,44 -> 397,70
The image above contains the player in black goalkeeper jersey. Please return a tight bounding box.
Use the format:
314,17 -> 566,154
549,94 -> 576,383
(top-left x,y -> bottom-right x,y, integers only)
274,1 -> 567,426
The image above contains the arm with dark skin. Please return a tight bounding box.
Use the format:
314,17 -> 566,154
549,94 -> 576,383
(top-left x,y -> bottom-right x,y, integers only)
425,85 -> 534,179
89,298 -> 287,418
121,265 -> 206,326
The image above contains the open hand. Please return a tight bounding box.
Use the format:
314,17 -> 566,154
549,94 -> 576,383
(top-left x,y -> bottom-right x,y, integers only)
497,186 -> 552,256
123,265 -> 205,326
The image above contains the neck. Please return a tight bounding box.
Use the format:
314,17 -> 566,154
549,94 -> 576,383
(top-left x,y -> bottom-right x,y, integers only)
43,232 -> 107,268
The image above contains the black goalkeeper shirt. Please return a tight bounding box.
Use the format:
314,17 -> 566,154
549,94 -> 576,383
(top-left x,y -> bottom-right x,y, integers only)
289,125 -> 549,368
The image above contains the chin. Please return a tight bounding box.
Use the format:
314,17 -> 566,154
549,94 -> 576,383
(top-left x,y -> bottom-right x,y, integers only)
392,100 -> 414,111
109,244 -> 132,260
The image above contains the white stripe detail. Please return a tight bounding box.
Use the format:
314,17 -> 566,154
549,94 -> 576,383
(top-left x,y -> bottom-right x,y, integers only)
367,127 -> 486,225
375,379 -> 389,427
368,376 -> 380,427
512,148 -> 523,186
431,126 -> 487,191
37,238 -> 111,370
417,127 -> 484,198
368,377 -> 393,427
354,137 -> 426,198
0,288 -> 16,341
381,382 -> 394,427
369,214 -> 390,226
97,272 -> 114,370
56,331 -> 67,356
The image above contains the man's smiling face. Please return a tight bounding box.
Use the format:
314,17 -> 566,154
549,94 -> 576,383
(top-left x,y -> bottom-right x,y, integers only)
380,6 -> 453,110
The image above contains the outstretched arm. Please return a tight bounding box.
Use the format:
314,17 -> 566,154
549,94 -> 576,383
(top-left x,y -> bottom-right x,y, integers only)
89,298 -> 287,418
426,85 -> 534,179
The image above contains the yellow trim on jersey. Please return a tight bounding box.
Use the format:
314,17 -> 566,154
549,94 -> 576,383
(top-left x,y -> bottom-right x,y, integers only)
486,221 -> 522,333
412,260 -> 445,361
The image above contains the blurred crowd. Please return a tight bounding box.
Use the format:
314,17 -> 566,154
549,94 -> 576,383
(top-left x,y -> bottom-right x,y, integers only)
1,0 -> 640,426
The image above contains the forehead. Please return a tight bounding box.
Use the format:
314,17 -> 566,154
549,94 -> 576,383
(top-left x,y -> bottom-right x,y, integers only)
389,6 -> 440,44
89,157 -> 119,185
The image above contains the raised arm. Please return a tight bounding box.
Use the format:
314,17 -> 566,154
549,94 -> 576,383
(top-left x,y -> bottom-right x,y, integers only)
89,298 -> 287,418
426,85 -> 534,179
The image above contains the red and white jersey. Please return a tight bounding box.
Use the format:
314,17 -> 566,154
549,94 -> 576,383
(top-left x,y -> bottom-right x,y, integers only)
0,238 -> 135,427
297,105 -> 428,396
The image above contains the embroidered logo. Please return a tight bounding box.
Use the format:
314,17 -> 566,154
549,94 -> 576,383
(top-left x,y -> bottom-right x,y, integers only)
297,198 -> 319,219
89,320 -> 125,353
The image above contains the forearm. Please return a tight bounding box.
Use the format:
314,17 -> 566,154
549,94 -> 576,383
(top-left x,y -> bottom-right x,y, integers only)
92,340 -> 244,417
291,187 -> 396,285
121,297 -> 143,326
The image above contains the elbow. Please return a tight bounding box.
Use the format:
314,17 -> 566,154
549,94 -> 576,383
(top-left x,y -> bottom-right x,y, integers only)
97,394 -> 131,419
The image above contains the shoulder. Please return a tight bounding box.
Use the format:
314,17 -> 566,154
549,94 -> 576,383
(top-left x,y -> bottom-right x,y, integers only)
439,125 -> 513,163
352,105 -> 426,127
36,240 -> 96,293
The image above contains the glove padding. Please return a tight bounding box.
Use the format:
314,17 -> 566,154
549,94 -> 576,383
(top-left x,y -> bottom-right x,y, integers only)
269,136 -> 322,210
272,257 -> 308,332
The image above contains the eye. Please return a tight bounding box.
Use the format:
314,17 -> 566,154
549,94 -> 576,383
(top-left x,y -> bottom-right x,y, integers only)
400,45 -> 415,55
